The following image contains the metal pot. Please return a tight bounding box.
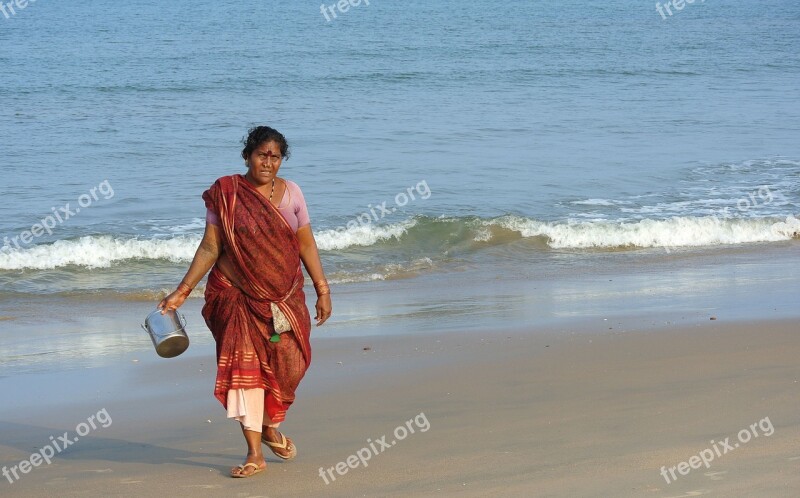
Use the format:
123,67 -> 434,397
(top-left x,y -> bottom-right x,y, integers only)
142,309 -> 190,358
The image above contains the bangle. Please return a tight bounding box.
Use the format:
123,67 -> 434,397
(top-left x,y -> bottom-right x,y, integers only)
177,282 -> 193,298
313,279 -> 330,296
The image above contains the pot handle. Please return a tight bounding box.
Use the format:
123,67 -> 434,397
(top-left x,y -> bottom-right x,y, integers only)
141,307 -> 185,331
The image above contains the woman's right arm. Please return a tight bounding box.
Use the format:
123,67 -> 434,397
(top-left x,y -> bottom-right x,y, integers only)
158,222 -> 222,313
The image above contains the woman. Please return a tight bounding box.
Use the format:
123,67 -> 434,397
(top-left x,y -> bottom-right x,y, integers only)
159,126 -> 332,478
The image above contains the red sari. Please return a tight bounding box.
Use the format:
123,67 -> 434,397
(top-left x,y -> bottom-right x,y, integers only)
201,175 -> 312,424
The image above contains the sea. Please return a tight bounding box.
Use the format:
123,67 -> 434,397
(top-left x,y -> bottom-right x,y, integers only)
1,0 -> 798,373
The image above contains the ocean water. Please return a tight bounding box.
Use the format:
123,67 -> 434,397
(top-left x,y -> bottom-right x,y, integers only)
1,0 -> 799,302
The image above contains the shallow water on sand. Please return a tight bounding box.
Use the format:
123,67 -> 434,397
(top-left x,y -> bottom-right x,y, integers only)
1,1 -> 799,374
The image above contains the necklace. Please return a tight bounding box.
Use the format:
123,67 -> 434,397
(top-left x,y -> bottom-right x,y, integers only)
244,172 -> 276,203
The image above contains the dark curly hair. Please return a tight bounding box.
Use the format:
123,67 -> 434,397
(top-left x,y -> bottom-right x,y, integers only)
241,126 -> 290,161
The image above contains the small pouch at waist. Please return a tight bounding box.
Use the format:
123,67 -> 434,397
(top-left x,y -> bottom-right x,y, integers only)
271,302 -> 292,333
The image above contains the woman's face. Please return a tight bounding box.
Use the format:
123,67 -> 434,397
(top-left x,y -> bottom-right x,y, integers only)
246,141 -> 283,185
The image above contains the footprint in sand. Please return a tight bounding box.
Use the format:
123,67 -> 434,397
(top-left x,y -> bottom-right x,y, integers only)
704,470 -> 727,481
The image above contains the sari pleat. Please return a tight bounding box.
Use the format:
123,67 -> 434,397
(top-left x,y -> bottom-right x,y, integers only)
201,175 -> 312,424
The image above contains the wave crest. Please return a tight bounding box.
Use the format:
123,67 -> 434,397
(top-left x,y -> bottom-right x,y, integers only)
1,215 -> 798,271
490,214 -> 800,249
0,235 -> 199,270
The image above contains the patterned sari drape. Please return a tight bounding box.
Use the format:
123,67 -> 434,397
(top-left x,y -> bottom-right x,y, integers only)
201,174 -> 311,423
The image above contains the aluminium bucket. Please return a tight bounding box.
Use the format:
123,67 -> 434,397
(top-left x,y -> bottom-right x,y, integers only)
141,309 -> 190,358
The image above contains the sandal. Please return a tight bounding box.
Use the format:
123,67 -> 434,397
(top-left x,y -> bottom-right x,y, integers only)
230,462 -> 265,478
261,431 -> 297,460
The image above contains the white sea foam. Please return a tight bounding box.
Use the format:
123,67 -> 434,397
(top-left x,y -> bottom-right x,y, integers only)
314,218 -> 418,251
157,218 -> 206,233
0,235 -> 199,270
490,214 -> 800,249
1,215 -> 798,271
570,198 -> 630,206
0,219 -> 421,270
472,226 -> 492,242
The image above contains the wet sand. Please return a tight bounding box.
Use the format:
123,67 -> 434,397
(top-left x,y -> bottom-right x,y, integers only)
1,316 -> 798,497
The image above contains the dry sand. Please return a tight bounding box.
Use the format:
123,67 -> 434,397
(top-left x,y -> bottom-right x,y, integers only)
1,317 -> 798,497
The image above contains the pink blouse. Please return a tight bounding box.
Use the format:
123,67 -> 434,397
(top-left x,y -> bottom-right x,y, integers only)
206,178 -> 311,232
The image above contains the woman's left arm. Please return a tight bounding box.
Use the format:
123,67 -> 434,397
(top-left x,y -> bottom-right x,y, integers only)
297,225 -> 332,326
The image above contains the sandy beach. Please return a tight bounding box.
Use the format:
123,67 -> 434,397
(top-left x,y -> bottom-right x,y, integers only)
3,0 -> 800,496
2,313 -> 798,497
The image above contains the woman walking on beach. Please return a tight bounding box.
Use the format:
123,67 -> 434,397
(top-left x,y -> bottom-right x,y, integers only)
159,126 -> 332,478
